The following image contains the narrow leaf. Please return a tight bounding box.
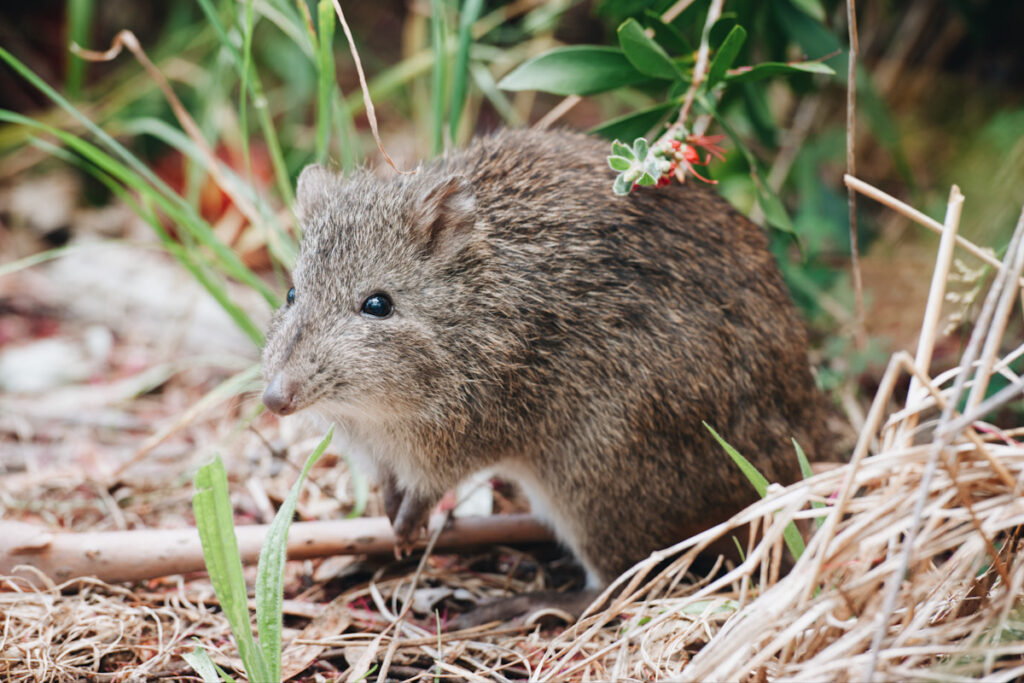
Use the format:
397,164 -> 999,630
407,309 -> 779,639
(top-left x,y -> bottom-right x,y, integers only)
590,102 -> 677,141
705,422 -> 805,559
449,0 -> 485,140
725,60 -> 834,84
706,25 -> 747,88
182,646 -> 235,683
315,0 -> 337,163
193,457 -> 271,681
617,18 -> 681,80
794,438 -> 826,527
789,0 -> 826,22
694,94 -> 796,236
642,11 -> 693,55
255,427 -> 334,682
499,46 -> 646,95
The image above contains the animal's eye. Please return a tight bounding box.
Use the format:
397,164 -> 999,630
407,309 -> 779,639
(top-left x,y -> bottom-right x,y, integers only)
360,293 -> 393,319
286,287 -> 296,306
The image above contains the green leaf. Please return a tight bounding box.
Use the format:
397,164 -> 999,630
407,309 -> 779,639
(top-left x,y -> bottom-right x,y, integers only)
608,155 -> 633,171
596,0 -> 657,21
773,0 -> 840,66
725,60 -> 834,84
617,18 -> 682,80
789,0 -> 826,23
0,110 -> 269,344
255,427 -> 334,683
430,0 -> 449,155
705,422 -> 805,560
193,456 -> 271,682
613,174 -> 633,195
706,25 -> 747,88
752,165 -> 795,235
590,102 -> 678,141
449,0 -> 485,141
794,438 -> 826,527
314,0 -> 336,164
182,646 -> 236,683
498,46 -> 646,95
694,93 -> 796,237
642,11 -> 693,55
632,137 -> 649,160
793,439 -> 814,480
611,139 -> 635,159
705,422 -> 769,497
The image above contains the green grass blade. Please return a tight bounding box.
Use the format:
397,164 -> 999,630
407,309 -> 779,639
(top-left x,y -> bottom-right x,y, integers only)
195,0 -> 294,208
794,438 -> 826,527
430,0 -> 450,156
193,456 -> 271,682
793,438 -> 814,480
705,422 -> 769,497
0,50 -> 281,304
695,92 -> 797,237
255,426 -> 334,682
66,0 -> 95,99
705,422 -> 806,560
1,112 -> 268,343
239,0 -> 256,183
468,62 -> 521,127
314,0 -> 337,163
120,116 -> 297,267
182,645 -> 235,683
449,0 -> 484,141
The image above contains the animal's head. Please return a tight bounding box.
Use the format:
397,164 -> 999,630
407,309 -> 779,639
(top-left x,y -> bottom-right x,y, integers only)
261,164 -> 482,424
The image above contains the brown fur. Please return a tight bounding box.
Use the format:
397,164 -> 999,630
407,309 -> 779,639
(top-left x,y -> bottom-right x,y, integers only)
261,128 -> 831,586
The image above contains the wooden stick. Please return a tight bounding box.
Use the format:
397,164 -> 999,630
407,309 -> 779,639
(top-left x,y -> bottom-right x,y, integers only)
0,514 -> 552,585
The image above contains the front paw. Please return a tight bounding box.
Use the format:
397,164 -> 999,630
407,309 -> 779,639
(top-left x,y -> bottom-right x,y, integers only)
383,483 -> 435,558
393,491 -> 434,556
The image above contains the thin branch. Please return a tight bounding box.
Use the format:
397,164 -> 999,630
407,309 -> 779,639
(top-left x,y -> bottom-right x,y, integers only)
0,514 -> 552,585
846,0 -> 867,349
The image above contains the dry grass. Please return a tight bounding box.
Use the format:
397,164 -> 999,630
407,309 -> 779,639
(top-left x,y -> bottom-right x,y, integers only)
2,186 -> 1023,681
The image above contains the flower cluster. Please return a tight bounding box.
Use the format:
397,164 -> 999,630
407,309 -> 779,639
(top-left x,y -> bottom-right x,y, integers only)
607,128 -> 727,196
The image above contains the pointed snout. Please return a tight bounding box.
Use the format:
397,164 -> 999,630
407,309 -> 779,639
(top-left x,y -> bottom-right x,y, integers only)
263,372 -> 299,416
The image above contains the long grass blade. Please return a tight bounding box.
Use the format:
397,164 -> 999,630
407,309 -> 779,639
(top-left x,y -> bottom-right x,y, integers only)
449,0 -> 484,142
315,0 -> 337,163
239,0 -> 256,184
193,456 -> 271,682
0,49 -> 280,304
255,426 -> 334,682
705,422 -> 806,559
195,0 -> 294,207
430,0 -> 450,155
66,0 -> 95,99
1,111 -> 267,343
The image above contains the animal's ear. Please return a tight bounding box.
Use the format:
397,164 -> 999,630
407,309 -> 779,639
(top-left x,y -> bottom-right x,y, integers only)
412,175 -> 477,257
295,164 -> 334,214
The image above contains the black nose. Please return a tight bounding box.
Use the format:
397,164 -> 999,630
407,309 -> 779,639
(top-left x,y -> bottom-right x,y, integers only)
263,373 -> 298,415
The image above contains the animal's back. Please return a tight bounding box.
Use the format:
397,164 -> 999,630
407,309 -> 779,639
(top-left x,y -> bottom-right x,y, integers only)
442,128 -> 828,581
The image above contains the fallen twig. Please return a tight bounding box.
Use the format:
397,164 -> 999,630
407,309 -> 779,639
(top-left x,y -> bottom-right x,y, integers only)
0,514 -> 552,585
